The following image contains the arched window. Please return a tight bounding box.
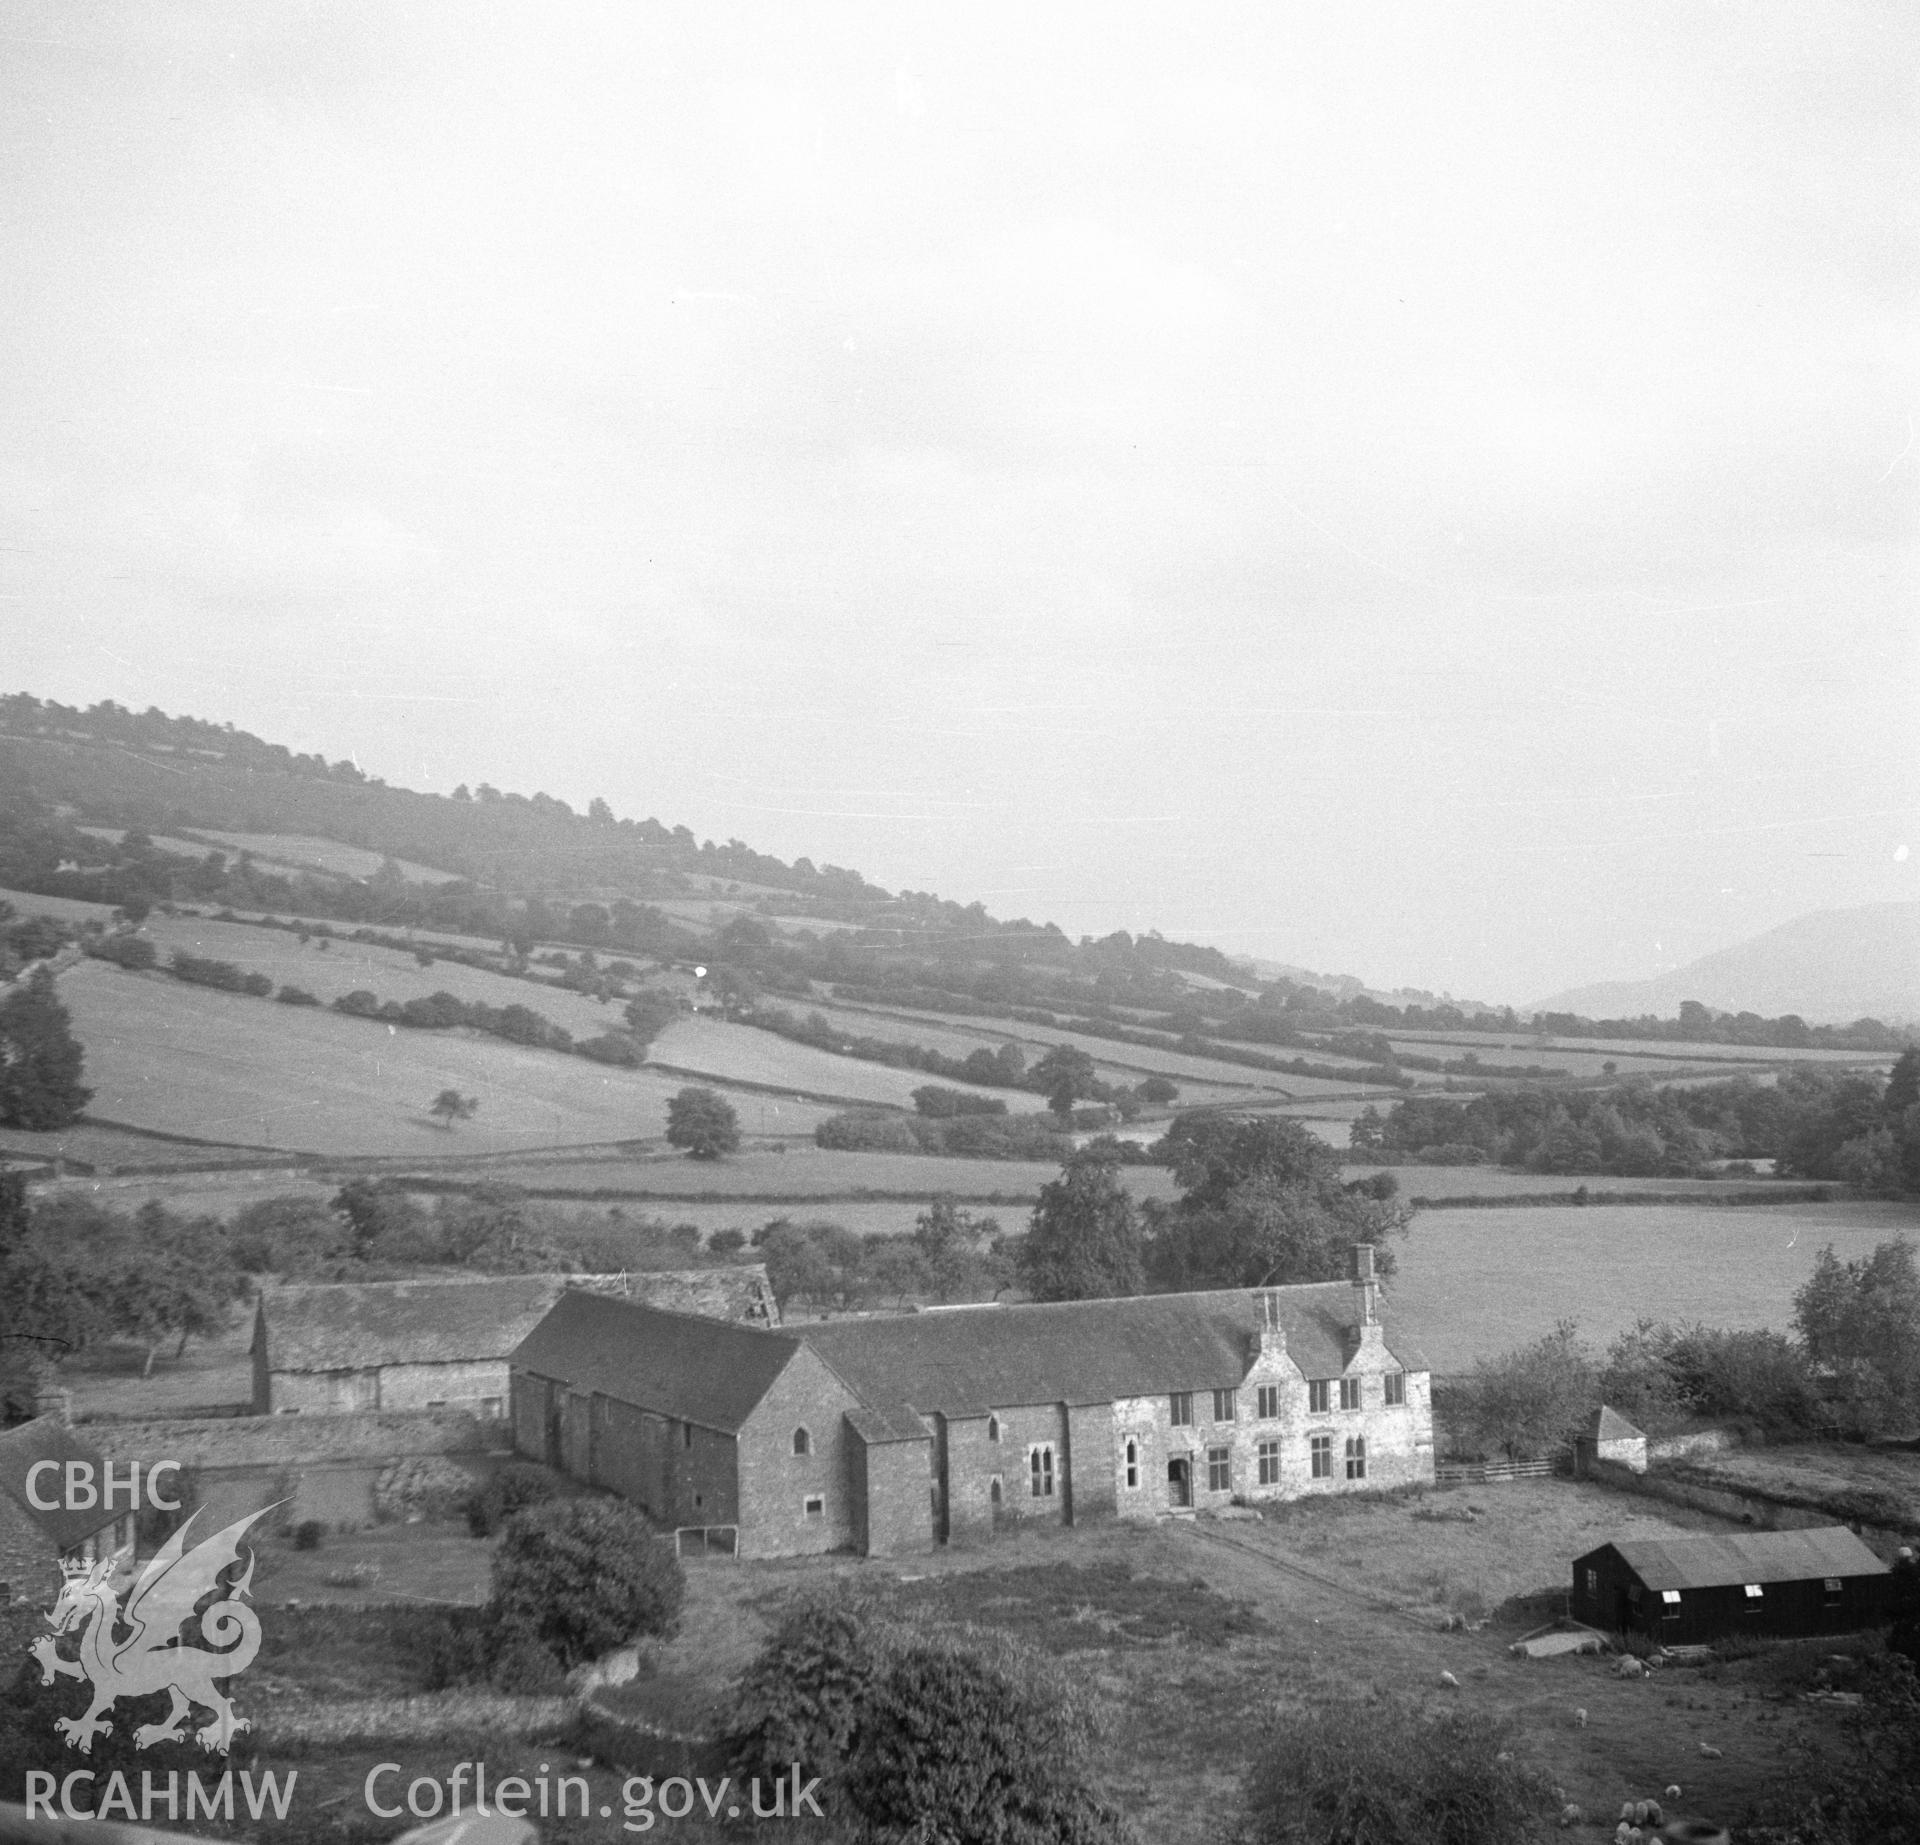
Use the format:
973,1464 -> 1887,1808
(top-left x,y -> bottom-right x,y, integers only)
989,1477 -> 1003,1505
987,1416 -> 1000,1442
792,1427 -> 811,1456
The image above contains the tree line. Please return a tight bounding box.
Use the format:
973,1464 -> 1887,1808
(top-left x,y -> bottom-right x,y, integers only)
1445,1234 -> 1920,1460
1354,1053 -> 1920,1191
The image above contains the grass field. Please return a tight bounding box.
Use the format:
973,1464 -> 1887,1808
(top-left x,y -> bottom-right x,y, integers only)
135,913 -> 631,1038
57,959 -> 831,1154
647,1012 -> 1052,1112
1353,1162 -> 1783,1200
1387,1027 -> 1893,1069
1671,1442 -> 1920,1527
1388,1197 -> 1920,1375
606,1479 -> 1860,1845
0,884 -> 118,924
195,830 -> 461,884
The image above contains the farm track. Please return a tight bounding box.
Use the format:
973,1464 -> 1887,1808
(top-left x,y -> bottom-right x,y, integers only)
1173,1519 -> 1420,1620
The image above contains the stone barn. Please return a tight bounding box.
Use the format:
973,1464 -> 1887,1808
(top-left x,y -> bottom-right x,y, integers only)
510,1243 -> 1432,1557
1571,1527 -> 1892,1643
253,1266 -> 776,1416
1573,1405 -> 1648,1475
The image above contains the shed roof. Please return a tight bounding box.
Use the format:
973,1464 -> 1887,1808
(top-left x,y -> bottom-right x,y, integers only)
798,1283 -> 1408,1417
510,1291 -> 802,1434
258,1267 -> 773,1373
1592,1527 -> 1890,1590
0,1417 -> 116,1550
1584,1406 -> 1645,1443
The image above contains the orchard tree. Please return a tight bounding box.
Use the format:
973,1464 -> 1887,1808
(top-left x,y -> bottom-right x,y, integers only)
429,1089 -> 479,1129
0,966 -> 92,1129
1795,1237 -> 1920,1425
666,1086 -> 741,1160
1446,1321 -> 1597,1463
1019,1147 -> 1142,1301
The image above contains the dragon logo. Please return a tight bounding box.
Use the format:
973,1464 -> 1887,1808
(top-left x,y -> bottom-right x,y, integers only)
29,1506 -> 270,1755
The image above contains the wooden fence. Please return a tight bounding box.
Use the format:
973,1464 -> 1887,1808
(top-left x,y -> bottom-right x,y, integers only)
1435,1458 -> 1555,1486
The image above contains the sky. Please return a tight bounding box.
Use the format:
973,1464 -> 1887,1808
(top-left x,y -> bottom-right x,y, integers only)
2,2 -> 1914,1004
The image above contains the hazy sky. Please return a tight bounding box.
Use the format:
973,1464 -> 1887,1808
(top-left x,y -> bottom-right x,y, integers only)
3,3 -> 1914,1002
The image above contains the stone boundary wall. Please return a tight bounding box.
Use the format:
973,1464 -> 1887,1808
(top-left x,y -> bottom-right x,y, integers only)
1647,1428 -> 1737,1463
1586,1455 -> 1918,1558
81,1408 -> 504,1468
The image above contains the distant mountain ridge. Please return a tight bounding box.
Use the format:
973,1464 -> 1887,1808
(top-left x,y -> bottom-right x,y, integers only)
1530,903 -> 1920,1026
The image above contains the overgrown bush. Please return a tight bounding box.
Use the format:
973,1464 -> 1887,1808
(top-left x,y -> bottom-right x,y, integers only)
489,1497 -> 683,1666
292,1518 -> 326,1551
463,1461 -> 558,1536
375,1454 -> 475,1524
275,984 -> 320,1006
729,1597 -> 1123,1844
1242,1691 -> 1555,1845
87,933 -> 156,970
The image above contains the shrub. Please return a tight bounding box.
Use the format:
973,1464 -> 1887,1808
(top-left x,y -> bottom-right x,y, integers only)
402,1605 -> 495,1691
911,1084 -> 1009,1118
844,1642 -> 1125,1845
708,1227 -> 748,1255
489,1636 -> 570,1695
88,933 -> 157,971
729,1598 -> 884,1798
815,1109 -> 921,1153
275,984 -> 320,1006
1242,1691 -> 1555,1845
489,1497 -> 683,1666
729,1598 -> 1121,1843
463,1461 -> 559,1537
292,1518 -> 326,1551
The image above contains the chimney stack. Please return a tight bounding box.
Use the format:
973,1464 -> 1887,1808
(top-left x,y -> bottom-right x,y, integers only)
1351,1244 -> 1379,1327
1250,1288 -> 1287,1360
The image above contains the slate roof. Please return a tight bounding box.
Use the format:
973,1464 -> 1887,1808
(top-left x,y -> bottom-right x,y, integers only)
845,1402 -> 934,1445
797,1283 -> 1403,1417
510,1291 -> 802,1434
0,1417 -> 117,1549
1595,1527 -> 1890,1590
1584,1406 -> 1645,1442
257,1267 -> 774,1373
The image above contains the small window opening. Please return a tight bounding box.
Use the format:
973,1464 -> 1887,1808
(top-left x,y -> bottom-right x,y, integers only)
987,1415 -> 1000,1442
1030,1445 -> 1055,1498
989,1477 -> 1002,1505
803,1495 -> 824,1519
1124,1438 -> 1138,1489
792,1427 -> 811,1456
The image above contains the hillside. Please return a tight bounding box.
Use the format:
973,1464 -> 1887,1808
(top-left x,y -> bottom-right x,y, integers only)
1531,902 -> 1920,1026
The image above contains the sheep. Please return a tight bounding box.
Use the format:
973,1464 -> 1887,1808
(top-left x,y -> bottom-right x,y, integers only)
1573,1706 -> 1588,1727
1697,1741 -> 1723,1759
1439,1669 -> 1460,1688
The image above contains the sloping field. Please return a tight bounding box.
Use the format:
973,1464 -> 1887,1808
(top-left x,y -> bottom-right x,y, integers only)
1380,1039 -> 1747,1081
136,914 -> 630,1037
1387,1027 -> 1887,1068
834,1001 -> 1394,1098
56,960 -> 829,1154
399,1147 -> 1183,1206
1387,1197 -> 1918,1376
196,830 -> 460,884
0,885 -> 117,924
647,1014 -> 1054,1112
76,825 -> 220,859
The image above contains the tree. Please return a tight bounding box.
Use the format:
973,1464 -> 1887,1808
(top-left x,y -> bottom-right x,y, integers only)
1028,1044 -> 1102,1119
0,967 -> 92,1129
1134,1074 -> 1179,1106
429,1088 -> 479,1129
1019,1148 -> 1142,1301
1795,1237 -> 1920,1427
912,1197 -> 1003,1302
666,1086 -> 741,1160
489,1497 -> 683,1668
1444,1321 -> 1596,1463
1145,1115 -> 1412,1292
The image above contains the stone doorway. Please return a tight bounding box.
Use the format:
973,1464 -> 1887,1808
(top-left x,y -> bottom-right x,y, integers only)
1167,1455 -> 1192,1509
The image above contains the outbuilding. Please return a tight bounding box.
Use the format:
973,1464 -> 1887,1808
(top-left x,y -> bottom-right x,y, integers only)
1571,1527 -> 1892,1643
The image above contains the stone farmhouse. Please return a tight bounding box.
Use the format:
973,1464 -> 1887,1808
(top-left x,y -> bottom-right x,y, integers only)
253,1266 -> 777,1417
509,1244 -> 1430,1557
0,1414 -> 134,1604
